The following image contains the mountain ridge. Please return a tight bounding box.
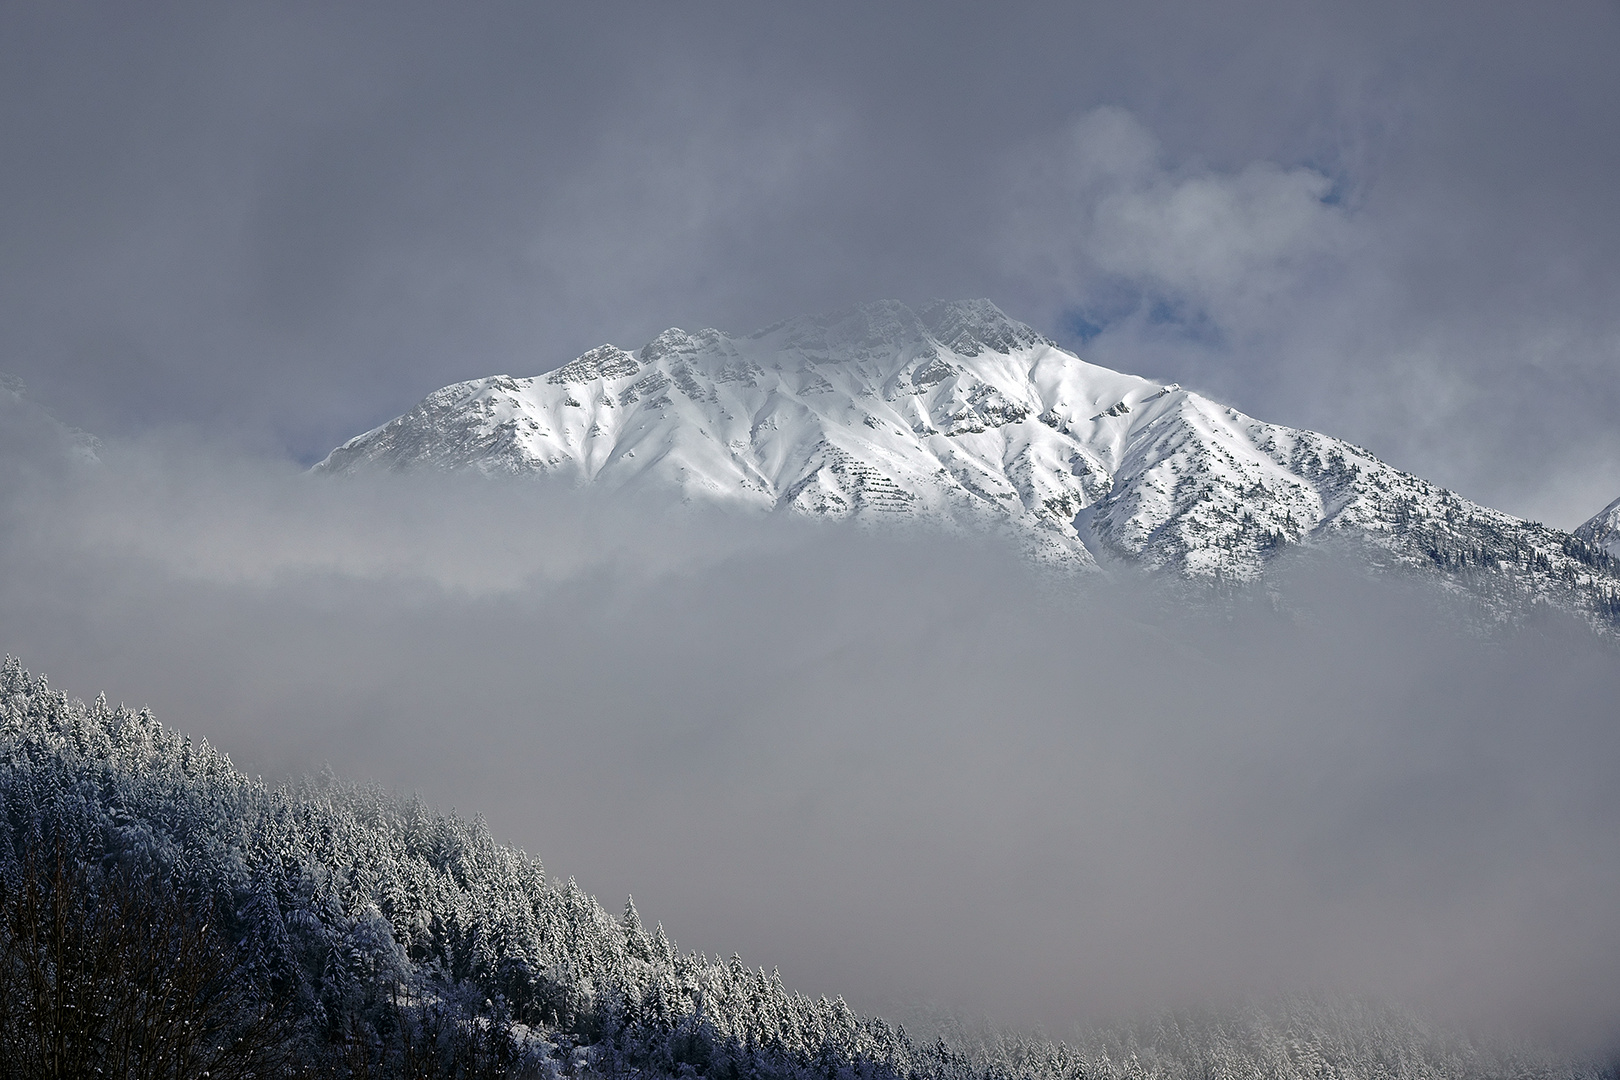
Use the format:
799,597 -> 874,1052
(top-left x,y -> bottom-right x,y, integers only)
317,300 -> 1620,630
1576,494 -> 1620,558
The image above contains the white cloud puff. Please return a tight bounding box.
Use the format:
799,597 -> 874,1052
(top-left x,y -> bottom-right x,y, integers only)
1006,106 -> 1351,341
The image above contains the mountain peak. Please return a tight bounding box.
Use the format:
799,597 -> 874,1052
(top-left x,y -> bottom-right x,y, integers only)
917,298 -> 1049,357
1576,494 -> 1620,558
749,299 -> 928,358
746,299 -> 1047,363
315,300 -> 1620,633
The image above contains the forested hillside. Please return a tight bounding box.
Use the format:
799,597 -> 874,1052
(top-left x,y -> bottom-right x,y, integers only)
0,658 -> 1604,1079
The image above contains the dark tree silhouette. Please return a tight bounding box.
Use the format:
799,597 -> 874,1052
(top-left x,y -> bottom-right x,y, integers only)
0,837 -> 291,1079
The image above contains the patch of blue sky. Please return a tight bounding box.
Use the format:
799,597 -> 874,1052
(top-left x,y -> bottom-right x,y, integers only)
1146,297 -> 1226,350
1063,310 -> 1107,343
1059,280 -> 1143,345
1294,153 -> 1358,209
1060,282 -> 1226,353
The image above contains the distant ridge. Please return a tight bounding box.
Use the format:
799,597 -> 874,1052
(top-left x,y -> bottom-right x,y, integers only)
1576,494 -> 1620,559
320,300 -> 1620,630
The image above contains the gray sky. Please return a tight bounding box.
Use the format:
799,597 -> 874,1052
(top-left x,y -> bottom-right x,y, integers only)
2,2 -> 1618,525
4,4 -> 1620,1052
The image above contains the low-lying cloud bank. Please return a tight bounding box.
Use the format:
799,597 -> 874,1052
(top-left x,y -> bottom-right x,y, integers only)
2,410 -> 1617,1052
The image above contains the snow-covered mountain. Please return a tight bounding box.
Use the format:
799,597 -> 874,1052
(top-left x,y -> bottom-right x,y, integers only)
1576,495 -> 1620,559
319,300 -> 1620,626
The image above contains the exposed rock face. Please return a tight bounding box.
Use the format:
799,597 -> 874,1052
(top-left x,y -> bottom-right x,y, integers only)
1576,495 -> 1620,559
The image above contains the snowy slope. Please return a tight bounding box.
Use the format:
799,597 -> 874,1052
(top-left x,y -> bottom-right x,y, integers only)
0,374 -> 102,469
318,300 -> 1620,623
1576,495 -> 1620,559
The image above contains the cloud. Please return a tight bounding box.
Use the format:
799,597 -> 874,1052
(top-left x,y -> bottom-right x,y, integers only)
522,85 -> 854,343
1005,106 -> 1352,348
2,422 -> 1619,1051
998,91 -> 1620,531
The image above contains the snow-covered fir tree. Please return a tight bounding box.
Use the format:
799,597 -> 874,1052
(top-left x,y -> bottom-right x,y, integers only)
0,658 -> 1607,1079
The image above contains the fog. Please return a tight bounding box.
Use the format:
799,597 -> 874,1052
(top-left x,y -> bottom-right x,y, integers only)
2,411 -> 1617,1052
3,5 -> 1618,1062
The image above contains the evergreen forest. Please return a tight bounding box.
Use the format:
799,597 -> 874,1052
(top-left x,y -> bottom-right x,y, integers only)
0,658 -> 1606,1080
